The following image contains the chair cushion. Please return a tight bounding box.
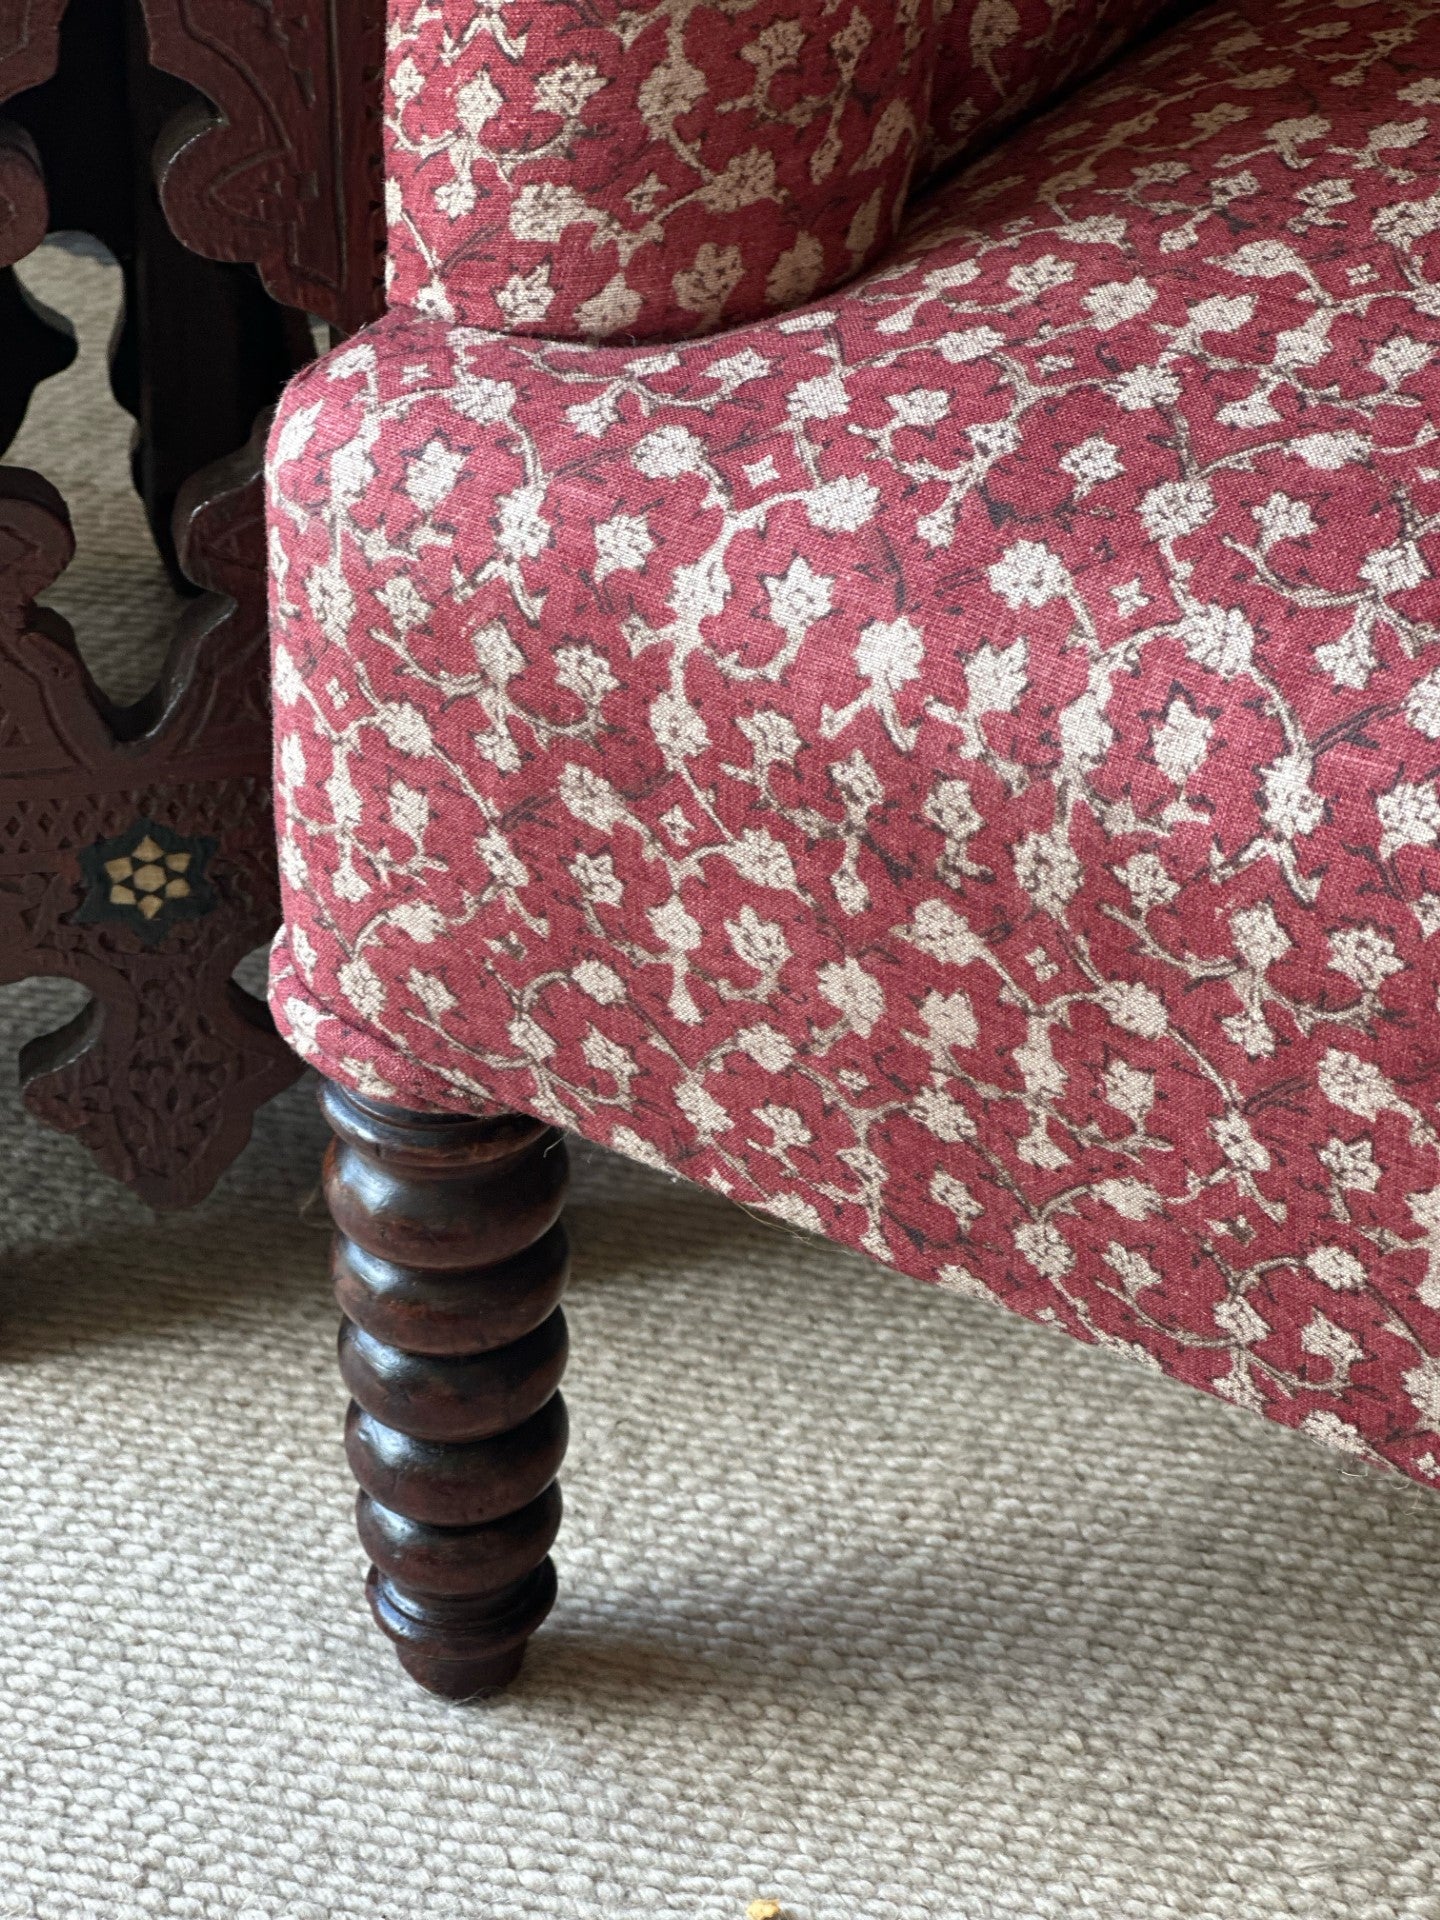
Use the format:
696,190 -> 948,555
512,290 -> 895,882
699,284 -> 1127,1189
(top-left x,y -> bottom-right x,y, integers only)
924,0 -> 1177,175
383,0 -> 1174,341
385,0 -> 941,340
270,0 -> 1440,1484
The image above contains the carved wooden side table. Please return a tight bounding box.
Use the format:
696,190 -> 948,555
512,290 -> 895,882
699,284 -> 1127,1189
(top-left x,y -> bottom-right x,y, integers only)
0,0 -> 382,1207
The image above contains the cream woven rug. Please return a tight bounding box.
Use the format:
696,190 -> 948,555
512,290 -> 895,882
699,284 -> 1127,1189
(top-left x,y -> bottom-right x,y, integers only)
2,245 -> 1438,1920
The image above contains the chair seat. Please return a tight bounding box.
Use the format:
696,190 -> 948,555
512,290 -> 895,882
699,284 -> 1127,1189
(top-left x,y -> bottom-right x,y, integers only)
268,0 -> 1440,1485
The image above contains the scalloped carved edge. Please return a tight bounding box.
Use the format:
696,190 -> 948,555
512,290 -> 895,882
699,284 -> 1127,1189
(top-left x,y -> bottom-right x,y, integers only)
0,424 -> 302,1208
0,119 -> 46,266
141,0 -> 385,333
0,0 -> 64,268
0,0 -> 66,103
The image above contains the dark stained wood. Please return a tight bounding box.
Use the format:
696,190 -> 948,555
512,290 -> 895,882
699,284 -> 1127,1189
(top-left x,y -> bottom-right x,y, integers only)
0,0 -> 65,101
0,2 -> 71,452
142,0 -> 385,335
0,0 -> 384,1205
4,0 -> 306,572
123,12 -> 309,582
322,1084 -> 571,1698
0,424 -> 302,1208
0,118 -> 46,265
0,0 -> 307,1205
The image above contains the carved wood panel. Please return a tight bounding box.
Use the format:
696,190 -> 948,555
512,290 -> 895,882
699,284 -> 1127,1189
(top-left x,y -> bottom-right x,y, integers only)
0,0 -> 65,266
142,0 -> 384,334
0,429 -> 301,1209
0,0 -> 65,101
0,0 -> 385,1206
0,117 -> 45,265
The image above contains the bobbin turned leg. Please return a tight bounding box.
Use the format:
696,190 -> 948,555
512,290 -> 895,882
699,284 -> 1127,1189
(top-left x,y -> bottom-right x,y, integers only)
320,1083 -> 569,1699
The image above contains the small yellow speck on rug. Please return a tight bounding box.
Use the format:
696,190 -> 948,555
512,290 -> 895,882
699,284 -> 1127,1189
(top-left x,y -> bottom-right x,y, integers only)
746,1902 -> 786,1920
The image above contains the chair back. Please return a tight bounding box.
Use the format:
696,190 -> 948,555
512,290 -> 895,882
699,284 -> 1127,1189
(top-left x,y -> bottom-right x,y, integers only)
384,0 -> 1178,340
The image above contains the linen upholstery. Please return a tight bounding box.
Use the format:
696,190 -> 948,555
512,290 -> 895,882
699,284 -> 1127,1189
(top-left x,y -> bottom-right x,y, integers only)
925,0 -> 1177,173
271,0 -> 1440,1486
385,0 -> 940,339
385,0 -> 1178,340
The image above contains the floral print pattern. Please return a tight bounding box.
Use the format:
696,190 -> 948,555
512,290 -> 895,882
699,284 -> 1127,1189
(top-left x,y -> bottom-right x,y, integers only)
386,0 -> 939,339
384,0 -> 1175,340
271,0 -> 1440,1485
926,0 -> 1174,174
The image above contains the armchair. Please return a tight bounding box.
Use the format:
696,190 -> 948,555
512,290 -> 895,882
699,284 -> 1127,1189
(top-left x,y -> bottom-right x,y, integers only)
266,0 -> 1440,1696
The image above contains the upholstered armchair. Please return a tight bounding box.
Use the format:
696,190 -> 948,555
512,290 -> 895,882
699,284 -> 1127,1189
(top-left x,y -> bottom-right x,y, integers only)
266,0 -> 1440,1697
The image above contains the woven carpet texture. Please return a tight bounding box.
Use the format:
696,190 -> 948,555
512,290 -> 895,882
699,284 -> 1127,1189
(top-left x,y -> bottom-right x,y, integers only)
1,244 -> 1438,1920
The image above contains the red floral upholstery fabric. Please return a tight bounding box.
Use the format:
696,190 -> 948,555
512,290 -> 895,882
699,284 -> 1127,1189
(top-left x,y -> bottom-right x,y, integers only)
271,0 -> 1440,1485
384,0 -> 1176,341
925,0 -> 1175,173
385,0 -> 941,339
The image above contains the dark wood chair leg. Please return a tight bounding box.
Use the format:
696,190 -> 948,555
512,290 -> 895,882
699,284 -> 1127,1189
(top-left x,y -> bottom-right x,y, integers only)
319,1082 -> 569,1699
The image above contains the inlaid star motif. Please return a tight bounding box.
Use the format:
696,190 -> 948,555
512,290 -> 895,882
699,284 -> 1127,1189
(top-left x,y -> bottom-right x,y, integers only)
104,834 -> 194,919
74,819 -> 218,945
